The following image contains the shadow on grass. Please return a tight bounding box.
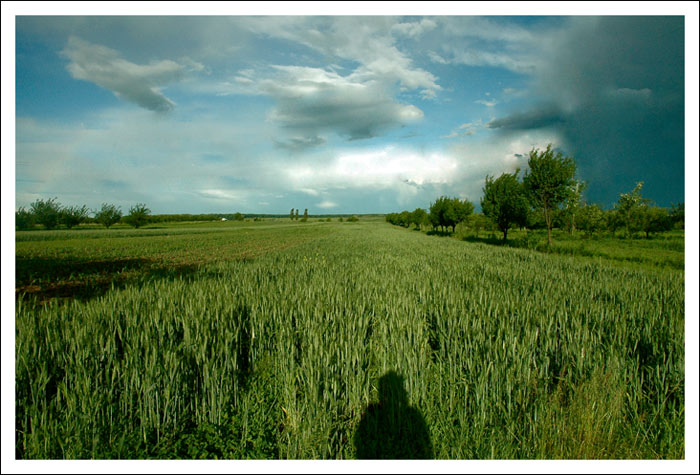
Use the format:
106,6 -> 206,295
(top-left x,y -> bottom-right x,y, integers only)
425,230 -> 453,237
15,256 -> 200,305
354,371 -> 433,459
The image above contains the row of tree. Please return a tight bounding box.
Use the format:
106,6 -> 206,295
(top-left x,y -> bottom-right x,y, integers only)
387,145 -> 684,243
16,199 -> 152,230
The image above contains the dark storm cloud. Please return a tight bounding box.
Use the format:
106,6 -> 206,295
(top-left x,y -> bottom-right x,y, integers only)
489,16 -> 684,207
486,105 -> 565,131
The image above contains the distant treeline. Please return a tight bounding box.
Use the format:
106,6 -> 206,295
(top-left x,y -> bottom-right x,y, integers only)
386,145 -> 684,243
15,199 -> 368,231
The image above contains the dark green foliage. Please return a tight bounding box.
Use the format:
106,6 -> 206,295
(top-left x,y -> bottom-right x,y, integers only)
15,207 -> 35,231
410,208 -> 428,229
346,215 -> 359,222
60,205 -> 90,229
523,144 -> 578,246
669,203 -> 684,229
429,196 -> 474,233
481,171 -> 529,241
95,203 -> 123,228
301,209 -> 309,223
123,203 -> 151,229
637,206 -> 673,239
232,212 -> 244,221
290,208 -> 295,220
29,197 -> 62,230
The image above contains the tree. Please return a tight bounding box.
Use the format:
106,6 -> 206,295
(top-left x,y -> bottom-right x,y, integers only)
290,208 -> 295,220
577,203 -> 605,237
615,182 -> 650,238
95,203 -> 123,228
670,202 -> 684,230
15,207 -> 35,231
30,197 -> 62,230
429,196 -> 473,233
410,208 -> 428,230
124,203 -> 151,228
301,208 -> 308,222
522,144 -> 577,246
468,213 -> 488,237
637,206 -> 673,239
295,209 -> 299,220
560,180 -> 587,235
480,170 -> 529,241
60,204 -> 90,229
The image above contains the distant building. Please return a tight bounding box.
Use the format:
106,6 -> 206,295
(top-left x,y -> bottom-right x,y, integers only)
221,218 -> 227,221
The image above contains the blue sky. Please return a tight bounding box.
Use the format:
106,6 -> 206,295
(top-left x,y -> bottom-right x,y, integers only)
7,7 -> 694,215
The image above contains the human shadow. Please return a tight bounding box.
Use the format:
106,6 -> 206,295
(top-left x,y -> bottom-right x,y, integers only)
354,371 -> 433,459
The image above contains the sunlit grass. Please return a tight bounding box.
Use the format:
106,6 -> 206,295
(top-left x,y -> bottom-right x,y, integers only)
15,221 -> 684,459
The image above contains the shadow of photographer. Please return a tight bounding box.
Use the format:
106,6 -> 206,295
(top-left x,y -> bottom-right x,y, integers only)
354,371 -> 433,459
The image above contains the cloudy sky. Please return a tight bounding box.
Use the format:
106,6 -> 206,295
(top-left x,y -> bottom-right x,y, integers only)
8,6 -> 693,215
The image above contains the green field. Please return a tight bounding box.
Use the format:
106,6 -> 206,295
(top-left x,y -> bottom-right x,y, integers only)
15,220 -> 685,459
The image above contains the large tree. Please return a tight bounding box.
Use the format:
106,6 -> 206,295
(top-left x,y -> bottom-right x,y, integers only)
522,144 -> 578,246
481,170 -> 529,241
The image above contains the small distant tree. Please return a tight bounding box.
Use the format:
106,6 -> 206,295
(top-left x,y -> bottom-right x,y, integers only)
468,213 -> 488,237
670,202 -> 684,230
124,203 -> 151,229
60,204 -> 90,229
15,207 -> 35,230
290,208 -> 295,220
577,203 -> 605,237
30,197 -> 62,230
615,182 -> 650,237
445,198 -> 474,233
301,208 -> 308,222
295,209 -> 299,220
95,203 -> 123,228
522,144 -> 578,246
481,170 -> 529,241
637,206 -> 673,239
347,215 -> 359,222
233,212 -> 244,221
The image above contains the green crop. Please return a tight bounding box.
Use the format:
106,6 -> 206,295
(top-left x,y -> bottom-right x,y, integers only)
15,221 -> 684,459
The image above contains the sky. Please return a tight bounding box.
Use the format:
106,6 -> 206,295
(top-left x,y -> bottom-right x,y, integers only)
7,7 -> 695,217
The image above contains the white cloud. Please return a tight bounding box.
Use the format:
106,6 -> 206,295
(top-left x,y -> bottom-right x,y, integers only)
317,200 -> 338,209
391,19 -> 437,38
475,99 -> 498,107
62,36 -> 190,112
286,146 -> 458,191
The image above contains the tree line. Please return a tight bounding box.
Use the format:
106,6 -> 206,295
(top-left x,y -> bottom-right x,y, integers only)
15,199 -> 155,230
386,144 -> 684,243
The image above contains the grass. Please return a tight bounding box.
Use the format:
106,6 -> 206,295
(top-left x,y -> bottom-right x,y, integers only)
15,220 -> 684,459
